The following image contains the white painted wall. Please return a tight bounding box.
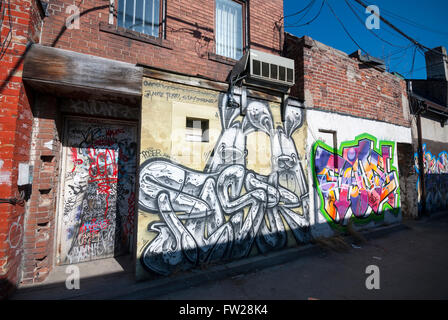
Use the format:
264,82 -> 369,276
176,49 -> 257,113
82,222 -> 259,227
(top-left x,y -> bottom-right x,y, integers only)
305,109 -> 413,237
421,117 -> 448,143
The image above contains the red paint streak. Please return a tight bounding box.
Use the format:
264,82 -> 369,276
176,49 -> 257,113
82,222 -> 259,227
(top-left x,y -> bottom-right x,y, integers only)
70,147 -> 83,172
88,149 -> 118,217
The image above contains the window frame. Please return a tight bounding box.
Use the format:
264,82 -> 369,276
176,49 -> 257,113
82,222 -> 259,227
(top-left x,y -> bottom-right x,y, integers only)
109,0 -> 166,39
214,0 -> 248,61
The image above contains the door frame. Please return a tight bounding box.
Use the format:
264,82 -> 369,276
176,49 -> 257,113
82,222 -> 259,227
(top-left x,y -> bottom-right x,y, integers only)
54,115 -> 140,266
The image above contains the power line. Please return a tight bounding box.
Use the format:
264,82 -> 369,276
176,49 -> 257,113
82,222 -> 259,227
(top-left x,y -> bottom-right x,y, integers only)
326,0 -> 370,55
280,0 -> 316,21
287,0 -> 316,26
285,0 -> 326,28
380,7 -> 448,37
344,0 -> 406,49
352,0 -> 446,59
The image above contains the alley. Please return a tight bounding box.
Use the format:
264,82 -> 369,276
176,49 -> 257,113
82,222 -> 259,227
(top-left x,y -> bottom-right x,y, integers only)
12,213 -> 448,300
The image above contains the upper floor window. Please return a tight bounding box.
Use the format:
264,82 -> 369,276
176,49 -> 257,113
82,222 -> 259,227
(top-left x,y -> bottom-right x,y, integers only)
117,0 -> 161,37
215,0 -> 244,60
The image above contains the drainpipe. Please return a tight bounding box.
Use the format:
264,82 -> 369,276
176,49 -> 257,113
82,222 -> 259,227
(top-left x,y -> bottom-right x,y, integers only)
416,111 -> 427,217
409,80 -> 427,217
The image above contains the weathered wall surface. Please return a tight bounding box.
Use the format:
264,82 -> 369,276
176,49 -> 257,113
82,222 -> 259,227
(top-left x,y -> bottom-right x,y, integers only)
137,78 -> 309,279
285,35 -> 411,128
0,0 -> 44,298
41,0 -> 284,82
414,117 -> 448,214
306,109 -> 412,237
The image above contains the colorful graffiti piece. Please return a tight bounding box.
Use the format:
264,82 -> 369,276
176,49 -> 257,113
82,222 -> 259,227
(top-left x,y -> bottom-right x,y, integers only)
414,144 -> 448,212
139,94 -> 310,276
312,134 -> 400,228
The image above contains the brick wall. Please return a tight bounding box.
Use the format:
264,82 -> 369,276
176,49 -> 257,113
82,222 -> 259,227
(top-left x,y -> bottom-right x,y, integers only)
40,0 -> 284,82
285,34 -> 411,128
0,0 -> 44,298
20,94 -> 61,284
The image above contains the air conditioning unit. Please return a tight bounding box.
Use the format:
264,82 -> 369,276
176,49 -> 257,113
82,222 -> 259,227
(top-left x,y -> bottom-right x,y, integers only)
230,49 -> 295,93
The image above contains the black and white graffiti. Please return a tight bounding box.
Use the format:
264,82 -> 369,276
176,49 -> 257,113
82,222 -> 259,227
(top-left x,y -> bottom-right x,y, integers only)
139,94 -> 310,275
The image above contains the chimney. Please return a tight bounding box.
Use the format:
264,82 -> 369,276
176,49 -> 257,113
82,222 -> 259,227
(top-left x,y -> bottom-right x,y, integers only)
425,46 -> 448,80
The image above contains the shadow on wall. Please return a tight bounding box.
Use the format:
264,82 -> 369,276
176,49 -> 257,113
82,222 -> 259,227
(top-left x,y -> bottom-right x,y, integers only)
138,93 -> 311,277
137,92 -> 401,278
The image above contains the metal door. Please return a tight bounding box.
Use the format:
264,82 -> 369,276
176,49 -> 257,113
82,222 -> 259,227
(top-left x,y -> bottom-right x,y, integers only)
57,118 -> 138,264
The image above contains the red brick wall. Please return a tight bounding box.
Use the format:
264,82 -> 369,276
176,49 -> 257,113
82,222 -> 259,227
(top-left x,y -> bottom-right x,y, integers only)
20,94 -> 61,285
0,0 -> 44,298
285,34 -> 411,128
40,0 -> 284,82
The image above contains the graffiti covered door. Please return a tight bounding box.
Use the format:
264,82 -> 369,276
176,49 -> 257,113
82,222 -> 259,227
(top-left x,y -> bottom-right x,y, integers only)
57,118 -> 138,265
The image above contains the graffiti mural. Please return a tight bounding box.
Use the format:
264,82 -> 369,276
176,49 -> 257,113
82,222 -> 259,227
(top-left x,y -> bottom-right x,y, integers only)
414,144 -> 448,212
312,134 -> 400,229
138,90 -> 310,276
60,119 -> 138,264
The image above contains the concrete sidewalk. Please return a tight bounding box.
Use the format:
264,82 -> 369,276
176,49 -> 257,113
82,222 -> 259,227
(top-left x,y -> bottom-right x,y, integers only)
11,213 -> 448,300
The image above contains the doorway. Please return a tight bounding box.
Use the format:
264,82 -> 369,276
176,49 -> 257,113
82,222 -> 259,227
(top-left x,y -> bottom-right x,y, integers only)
56,117 -> 138,265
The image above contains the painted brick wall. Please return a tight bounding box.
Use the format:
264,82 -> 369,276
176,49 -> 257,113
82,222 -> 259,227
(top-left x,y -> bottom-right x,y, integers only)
0,0 -> 44,298
285,34 -> 411,128
40,0 -> 284,82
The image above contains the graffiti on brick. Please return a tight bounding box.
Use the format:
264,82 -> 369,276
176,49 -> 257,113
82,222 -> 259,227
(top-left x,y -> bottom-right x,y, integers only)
312,134 -> 400,228
61,120 -> 137,264
139,94 -> 310,276
414,144 -> 448,212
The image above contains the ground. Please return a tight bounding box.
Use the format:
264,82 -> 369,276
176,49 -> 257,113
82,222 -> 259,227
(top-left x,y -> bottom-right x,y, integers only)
11,213 -> 448,300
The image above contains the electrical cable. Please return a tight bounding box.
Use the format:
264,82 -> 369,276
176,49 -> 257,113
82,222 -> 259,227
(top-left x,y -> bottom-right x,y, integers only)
380,6 -> 448,37
285,0 -> 325,28
286,0 -> 316,26
326,0 -> 370,55
344,0 -> 406,49
280,0 -> 316,21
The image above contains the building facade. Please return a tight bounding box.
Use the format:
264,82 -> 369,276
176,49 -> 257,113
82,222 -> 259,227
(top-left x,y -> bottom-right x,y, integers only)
0,0 -> 446,298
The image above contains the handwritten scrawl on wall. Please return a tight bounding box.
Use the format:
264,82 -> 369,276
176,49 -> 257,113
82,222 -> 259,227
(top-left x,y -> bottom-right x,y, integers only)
60,120 -> 137,264
138,80 -> 310,276
312,134 -> 400,229
414,144 -> 448,212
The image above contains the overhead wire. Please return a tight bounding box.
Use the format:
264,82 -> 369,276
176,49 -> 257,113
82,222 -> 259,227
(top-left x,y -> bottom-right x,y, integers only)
326,0 -> 370,55
344,0 -> 406,49
285,0 -> 326,28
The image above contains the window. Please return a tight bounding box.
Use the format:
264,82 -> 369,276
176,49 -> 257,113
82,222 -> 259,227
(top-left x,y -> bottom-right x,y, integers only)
186,118 -> 209,142
215,0 -> 244,60
117,0 -> 161,37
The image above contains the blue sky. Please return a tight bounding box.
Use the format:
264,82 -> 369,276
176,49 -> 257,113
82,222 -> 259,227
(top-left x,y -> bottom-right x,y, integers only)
283,0 -> 448,79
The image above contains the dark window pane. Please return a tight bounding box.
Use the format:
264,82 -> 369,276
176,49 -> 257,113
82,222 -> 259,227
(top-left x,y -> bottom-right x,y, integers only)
279,66 -> 286,81
287,68 -> 294,83
270,64 -> 278,80
262,62 -> 269,78
252,60 -> 261,76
